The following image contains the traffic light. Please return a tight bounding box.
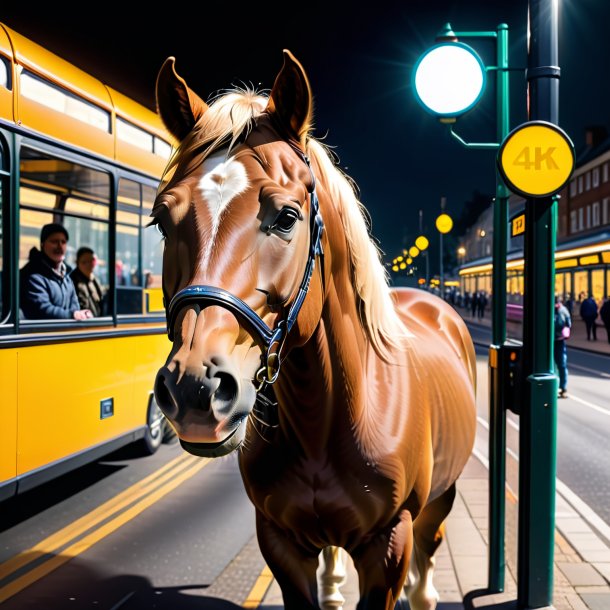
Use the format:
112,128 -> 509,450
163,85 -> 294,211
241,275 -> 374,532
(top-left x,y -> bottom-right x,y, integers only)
501,340 -> 523,415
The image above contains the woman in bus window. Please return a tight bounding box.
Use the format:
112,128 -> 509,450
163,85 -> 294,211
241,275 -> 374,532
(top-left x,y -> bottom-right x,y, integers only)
70,246 -> 106,317
20,223 -> 93,320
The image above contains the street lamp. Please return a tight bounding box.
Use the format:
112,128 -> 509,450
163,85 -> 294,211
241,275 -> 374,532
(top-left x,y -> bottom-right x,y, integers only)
435,212 -> 453,299
415,234 -> 430,286
414,21 -> 511,595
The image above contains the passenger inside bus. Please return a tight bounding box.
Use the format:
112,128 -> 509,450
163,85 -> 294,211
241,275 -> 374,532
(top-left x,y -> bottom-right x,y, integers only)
20,223 -> 93,320
70,246 -> 106,317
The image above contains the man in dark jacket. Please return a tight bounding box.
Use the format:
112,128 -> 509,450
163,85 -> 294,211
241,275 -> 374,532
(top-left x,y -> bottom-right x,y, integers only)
579,294 -> 598,340
20,223 -> 93,320
70,246 -> 105,317
600,297 -> 610,344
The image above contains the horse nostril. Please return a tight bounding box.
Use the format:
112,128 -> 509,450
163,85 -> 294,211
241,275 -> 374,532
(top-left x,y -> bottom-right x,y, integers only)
154,372 -> 176,417
211,372 -> 238,416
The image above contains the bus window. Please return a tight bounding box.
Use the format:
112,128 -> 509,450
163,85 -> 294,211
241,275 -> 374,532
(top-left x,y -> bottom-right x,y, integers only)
141,184 -> 164,313
0,164 -> 4,322
0,55 -> 9,89
19,147 -> 111,320
117,178 -> 142,314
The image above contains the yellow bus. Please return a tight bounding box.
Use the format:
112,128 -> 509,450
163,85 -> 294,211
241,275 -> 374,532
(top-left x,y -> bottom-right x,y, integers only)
0,23 -> 175,500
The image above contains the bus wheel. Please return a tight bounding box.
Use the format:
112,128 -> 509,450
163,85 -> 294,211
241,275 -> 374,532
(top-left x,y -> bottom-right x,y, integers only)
140,394 -> 165,455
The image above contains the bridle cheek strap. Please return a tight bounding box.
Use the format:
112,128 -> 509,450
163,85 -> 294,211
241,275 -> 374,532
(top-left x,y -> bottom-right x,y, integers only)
165,151 -> 324,387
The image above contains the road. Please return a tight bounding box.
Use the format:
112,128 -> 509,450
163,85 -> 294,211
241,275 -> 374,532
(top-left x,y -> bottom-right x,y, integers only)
1,330 -> 609,608
467,322 -> 610,532
0,443 -> 258,609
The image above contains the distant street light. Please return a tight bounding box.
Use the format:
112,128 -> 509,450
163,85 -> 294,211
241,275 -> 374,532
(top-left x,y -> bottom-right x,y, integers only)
408,246 -> 420,258
435,213 -> 453,234
435,212 -> 453,298
415,235 -> 429,251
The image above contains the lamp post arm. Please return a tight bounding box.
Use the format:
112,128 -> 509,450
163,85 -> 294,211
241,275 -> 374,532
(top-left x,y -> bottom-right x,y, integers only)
453,30 -> 498,39
446,124 -> 499,149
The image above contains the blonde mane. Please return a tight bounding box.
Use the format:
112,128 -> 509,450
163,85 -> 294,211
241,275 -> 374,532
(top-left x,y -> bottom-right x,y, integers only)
162,88 -> 410,356
306,139 -> 410,356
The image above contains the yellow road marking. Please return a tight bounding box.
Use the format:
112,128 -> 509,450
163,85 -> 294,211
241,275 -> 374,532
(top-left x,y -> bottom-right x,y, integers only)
0,456 -> 210,604
243,565 -> 274,608
0,452 -> 194,581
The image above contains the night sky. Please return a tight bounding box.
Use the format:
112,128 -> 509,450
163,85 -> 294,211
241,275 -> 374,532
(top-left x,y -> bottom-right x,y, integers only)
1,1 -> 608,265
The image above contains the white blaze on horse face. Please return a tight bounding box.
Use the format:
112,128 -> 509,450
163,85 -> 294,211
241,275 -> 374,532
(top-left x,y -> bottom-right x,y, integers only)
198,151 -> 249,270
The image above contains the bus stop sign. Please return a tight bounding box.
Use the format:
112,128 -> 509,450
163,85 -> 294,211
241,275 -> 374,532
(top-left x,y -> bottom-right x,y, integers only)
498,121 -> 575,198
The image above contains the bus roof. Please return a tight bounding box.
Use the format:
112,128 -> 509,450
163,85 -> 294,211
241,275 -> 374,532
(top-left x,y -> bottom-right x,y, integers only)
0,23 -> 174,177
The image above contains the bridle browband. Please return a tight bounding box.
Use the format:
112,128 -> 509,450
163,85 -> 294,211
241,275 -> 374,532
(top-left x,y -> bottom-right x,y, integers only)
165,145 -> 324,389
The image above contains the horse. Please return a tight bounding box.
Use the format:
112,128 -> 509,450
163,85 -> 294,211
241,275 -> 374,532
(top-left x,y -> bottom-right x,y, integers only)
152,50 -> 477,610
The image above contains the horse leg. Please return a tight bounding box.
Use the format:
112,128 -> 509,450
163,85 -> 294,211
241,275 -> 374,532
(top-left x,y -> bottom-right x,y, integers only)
256,511 -> 321,610
318,546 -> 347,610
405,483 -> 457,610
351,509 -> 413,610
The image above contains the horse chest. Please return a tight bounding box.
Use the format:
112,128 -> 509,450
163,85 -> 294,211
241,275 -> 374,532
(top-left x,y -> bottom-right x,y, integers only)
241,452 -> 395,547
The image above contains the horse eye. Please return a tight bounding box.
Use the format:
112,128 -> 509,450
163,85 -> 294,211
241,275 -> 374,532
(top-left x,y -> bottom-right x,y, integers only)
272,207 -> 301,233
155,222 -> 168,239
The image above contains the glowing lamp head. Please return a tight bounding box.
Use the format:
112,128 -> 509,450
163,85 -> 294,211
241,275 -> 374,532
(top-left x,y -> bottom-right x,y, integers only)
413,41 -> 486,118
436,213 -> 453,234
415,235 -> 429,251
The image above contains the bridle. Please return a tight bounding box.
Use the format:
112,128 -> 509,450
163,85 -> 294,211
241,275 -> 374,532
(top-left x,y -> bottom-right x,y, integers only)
165,146 -> 325,392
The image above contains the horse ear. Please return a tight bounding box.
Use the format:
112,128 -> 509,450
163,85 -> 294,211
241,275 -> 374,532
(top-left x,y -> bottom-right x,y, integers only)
267,50 -> 313,148
155,57 -> 208,142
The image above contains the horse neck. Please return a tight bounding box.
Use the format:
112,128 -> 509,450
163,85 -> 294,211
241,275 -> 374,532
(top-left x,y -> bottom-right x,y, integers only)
276,220 -> 387,456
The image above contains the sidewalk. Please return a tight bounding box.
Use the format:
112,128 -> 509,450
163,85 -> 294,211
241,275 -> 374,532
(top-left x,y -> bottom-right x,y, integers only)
457,304 -> 610,357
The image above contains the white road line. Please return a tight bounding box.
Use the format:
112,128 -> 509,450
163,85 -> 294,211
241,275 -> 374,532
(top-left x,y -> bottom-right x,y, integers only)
569,362 -> 610,378
567,393 -> 610,416
475,414 -> 610,545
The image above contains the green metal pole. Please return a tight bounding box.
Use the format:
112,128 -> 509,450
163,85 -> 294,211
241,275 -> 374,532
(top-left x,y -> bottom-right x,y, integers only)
518,0 -> 559,606
488,22 -> 510,594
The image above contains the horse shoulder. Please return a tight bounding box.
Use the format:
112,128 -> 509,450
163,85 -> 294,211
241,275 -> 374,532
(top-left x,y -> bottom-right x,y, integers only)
391,287 -> 476,390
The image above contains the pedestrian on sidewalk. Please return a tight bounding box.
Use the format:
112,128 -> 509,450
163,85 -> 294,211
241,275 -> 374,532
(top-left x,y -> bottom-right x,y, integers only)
579,294 -> 598,340
554,296 -> 571,398
471,291 -> 479,318
477,291 -> 488,319
600,297 -> 610,344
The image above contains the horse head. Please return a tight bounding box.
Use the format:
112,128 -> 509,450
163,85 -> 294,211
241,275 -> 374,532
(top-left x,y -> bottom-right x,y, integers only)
152,51 -> 326,458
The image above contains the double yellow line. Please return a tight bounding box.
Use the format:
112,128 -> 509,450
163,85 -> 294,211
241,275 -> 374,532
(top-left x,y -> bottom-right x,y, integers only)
0,453 -> 210,603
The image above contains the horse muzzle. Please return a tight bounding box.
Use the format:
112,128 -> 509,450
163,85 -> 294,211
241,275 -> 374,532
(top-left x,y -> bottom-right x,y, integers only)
154,356 -> 256,457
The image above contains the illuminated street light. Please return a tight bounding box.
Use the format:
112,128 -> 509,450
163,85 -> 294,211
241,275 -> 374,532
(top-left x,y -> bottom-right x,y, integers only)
435,213 -> 454,234
414,20 -> 511,595
435,212 -> 453,299
413,32 -> 487,119
409,246 -> 420,258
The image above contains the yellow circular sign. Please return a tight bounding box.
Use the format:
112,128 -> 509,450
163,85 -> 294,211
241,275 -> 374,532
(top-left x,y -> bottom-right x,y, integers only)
498,121 -> 574,198
435,213 -> 453,234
